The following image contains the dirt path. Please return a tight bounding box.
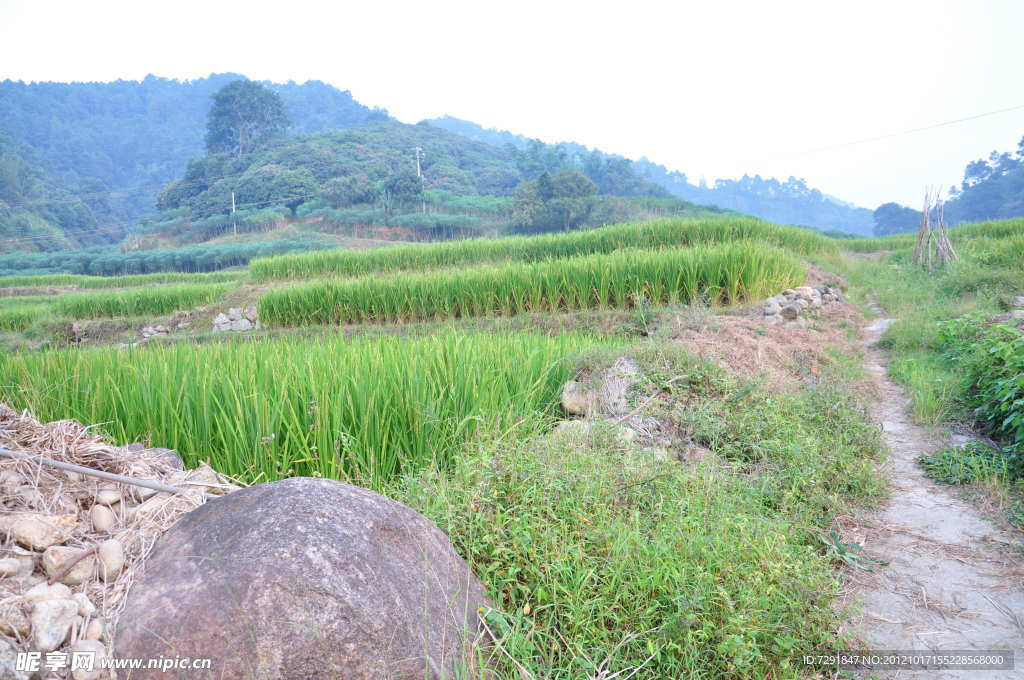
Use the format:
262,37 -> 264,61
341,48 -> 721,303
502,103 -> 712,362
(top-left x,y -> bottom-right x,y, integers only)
841,309 -> 1024,679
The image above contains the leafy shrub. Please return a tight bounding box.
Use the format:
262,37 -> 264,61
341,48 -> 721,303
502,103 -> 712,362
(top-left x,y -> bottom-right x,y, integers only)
965,325 -> 1024,447
938,317 -> 1024,449
918,442 -> 1024,485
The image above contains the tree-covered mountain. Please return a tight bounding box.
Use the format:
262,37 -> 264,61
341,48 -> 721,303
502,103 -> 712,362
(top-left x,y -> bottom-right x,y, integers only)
426,116 -> 876,235
0,74 -> 385,250
0,128 -> 121,250
862,137 -> 1024,236
148,107 -> 707,244
945,137 -> 1024,224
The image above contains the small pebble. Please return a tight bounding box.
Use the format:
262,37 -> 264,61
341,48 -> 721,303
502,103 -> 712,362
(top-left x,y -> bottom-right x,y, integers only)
73,592 -> 96,617
85,617 -> 105,641
95,486 -> 122,505
97,539 -> 125,581
24,581 -> 72,604
90,504 -> 117,533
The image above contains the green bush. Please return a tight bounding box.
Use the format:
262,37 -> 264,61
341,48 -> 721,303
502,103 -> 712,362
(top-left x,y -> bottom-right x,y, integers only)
919,442 -> 1024,485
938,317 -> 1024,448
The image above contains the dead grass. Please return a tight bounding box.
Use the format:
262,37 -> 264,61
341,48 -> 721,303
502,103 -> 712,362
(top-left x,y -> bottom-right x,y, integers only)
668,299 -> 868,390
0,404 -> 240,653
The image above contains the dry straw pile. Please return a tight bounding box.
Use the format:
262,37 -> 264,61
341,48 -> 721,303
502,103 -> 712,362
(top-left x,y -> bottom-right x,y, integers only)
0,404 -> 239,674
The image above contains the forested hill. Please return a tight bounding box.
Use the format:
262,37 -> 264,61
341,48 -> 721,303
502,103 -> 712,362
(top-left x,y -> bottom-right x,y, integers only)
426,116 -> 875,235
0,129 -> 122,250
148,117 -> 697,245
0,75 -> 385,248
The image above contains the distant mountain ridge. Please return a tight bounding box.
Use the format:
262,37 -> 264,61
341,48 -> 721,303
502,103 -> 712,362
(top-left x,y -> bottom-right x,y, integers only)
425,116 -> 875,235
2,75 -> 870,255
0,74 -> 385,249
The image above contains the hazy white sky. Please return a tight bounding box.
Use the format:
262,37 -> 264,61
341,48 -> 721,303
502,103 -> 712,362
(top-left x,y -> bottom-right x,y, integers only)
2,0 -> 1022,209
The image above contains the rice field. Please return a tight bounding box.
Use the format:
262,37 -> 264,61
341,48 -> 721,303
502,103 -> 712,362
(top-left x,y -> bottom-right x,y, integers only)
0,332 -> 597,485
259,241 -> 803,327
840,218 -> 1024,252
250,216 -> 835,280
54,283 -> 232,318
0,305 -> 49,332
0,270 -> 245,289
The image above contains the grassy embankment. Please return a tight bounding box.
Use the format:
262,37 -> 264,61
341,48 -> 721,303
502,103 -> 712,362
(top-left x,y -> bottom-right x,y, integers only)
831,218 -> 1024,528
0,216 -> 889,678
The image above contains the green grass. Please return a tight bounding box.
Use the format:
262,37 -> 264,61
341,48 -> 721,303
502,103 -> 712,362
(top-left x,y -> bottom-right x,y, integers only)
54,283 -> 232,318
0,332 -> 599,485
0,294 -> 57,308
394,343 -> 884,678
834,217 -> 1024,531
919,442 -> 1023,486
0,304 -> 50,332
834,231 -> 1022,425
839,217 -> 1024,253
0,270 -> 245,289
258,242 -> 804,327
250,216 -> 837,280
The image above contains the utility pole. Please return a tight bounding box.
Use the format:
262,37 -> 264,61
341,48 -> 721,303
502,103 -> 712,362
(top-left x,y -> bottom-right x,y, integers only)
413,147 -> 426,213
231,191 -> 237,236
413,147 -> 423,179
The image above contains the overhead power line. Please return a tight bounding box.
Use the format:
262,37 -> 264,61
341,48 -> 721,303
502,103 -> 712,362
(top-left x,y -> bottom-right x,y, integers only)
793,103 -> 1024,156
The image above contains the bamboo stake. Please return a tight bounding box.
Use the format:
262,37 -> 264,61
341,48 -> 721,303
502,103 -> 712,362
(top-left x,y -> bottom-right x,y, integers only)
0,446 -> 213,499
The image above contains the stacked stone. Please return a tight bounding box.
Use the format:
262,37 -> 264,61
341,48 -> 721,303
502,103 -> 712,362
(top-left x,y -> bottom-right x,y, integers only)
212,307 -> 259,333
763,284 -> 842,328
138,324 -> 170,339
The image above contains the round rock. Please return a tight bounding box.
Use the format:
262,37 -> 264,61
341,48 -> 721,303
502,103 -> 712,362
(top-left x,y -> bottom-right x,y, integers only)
115,477 -> 490,679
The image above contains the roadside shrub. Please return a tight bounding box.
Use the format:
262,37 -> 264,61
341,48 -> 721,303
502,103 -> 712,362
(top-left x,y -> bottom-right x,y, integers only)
919,442 -> 1024,485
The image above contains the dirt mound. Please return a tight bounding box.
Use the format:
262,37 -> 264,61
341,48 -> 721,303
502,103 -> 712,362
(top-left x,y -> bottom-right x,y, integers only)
670,298 -> 867,390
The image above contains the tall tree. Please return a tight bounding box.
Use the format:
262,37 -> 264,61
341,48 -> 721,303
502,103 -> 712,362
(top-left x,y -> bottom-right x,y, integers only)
513,171 -> 596,232
873,202 -> 921,236
548,171 -> 597,231
205,80 -> 290,156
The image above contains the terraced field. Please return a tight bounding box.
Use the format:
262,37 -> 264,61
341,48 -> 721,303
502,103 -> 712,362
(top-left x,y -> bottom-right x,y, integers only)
4,215 -> 1021,678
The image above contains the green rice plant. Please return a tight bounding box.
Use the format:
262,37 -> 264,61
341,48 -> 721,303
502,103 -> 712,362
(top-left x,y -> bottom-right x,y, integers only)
839,217 -> 1024,253
0,294 -> 57,309
250,216 -> 835,280
0,274 -> 85,288
0,270 -> 244,289
962,234 -> 1024,269
54,283 -> 231,319
0,305 -> 49,332
0,332 -> 598,485
258,242 -> 804,327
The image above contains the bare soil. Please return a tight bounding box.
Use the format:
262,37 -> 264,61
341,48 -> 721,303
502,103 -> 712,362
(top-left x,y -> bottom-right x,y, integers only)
840,309 -> 1024,679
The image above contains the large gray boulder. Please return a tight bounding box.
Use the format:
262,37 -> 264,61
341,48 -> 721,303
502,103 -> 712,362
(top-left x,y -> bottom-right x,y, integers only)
115,477 -> 490,679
